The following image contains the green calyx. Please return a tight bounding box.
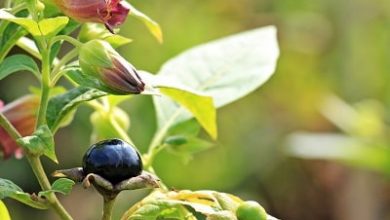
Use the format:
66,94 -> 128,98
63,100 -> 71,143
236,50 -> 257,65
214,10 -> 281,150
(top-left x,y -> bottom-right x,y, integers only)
79,40 -> 116,76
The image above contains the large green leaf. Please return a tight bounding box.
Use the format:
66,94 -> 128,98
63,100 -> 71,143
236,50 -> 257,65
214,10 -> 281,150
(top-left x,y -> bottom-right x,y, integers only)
46,87 -> 106,131
160,87 -> 216,139
0,54 -> 40,80
140,71 -> 217,139
0,178 -> 48,209
152,26 -> 279,134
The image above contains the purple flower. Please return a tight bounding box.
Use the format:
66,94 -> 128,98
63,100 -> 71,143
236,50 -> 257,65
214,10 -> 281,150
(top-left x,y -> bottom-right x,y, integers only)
0,96 -> 39,159
53,0 -> 130,33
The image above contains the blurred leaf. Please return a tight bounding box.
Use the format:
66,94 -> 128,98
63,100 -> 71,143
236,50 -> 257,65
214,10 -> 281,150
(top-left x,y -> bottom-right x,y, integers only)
17,125 -> 57,163
167,119 -> 201,137
0,54 -> 40,80
127,2 -> 163,43
287,133 -> 390,173
46,87 -> 106,131
321,95 -> 385,138
0,178 -> 48,209
0,201 -> 10,220
0,10 -> 68,37
152,26 -> 279,137
107,95 -> 132,107
38,178 -> 75,197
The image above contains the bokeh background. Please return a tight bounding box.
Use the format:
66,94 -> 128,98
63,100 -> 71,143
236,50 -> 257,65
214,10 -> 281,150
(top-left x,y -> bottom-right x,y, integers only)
1,0 -> 390,219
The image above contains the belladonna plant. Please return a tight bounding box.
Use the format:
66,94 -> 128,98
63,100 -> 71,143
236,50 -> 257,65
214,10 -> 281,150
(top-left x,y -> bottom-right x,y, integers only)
0,0 -> 280,219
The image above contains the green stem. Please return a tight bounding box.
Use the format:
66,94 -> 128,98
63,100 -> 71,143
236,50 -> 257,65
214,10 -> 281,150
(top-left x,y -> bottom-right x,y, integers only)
26,155 -> 72,220
35,48 -> 51,128
51,49 -> 79,86
102,197 -> 116,220
0,112 -> 22,140
0,111 -> 72,219
51,35 -> 83,48
28,40 -> 73,219
144,110 -> 182,168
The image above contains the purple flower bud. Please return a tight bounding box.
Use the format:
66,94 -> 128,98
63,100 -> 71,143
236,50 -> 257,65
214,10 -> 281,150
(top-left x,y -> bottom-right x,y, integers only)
0,96 -> 39,159
79,40 -> 145,95
52,0 -> 130,33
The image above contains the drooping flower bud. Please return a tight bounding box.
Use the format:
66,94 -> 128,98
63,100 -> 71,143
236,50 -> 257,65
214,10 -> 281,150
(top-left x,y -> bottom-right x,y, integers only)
79,40 -> 145,95
52,0 -> 130,33
0,96 -> 39,159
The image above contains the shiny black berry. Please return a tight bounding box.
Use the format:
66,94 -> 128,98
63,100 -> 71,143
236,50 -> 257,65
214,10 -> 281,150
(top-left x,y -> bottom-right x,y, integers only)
82,138 -> 143,184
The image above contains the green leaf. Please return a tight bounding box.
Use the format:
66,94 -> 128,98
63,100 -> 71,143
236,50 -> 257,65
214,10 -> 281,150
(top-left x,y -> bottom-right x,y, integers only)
164,135 -> 214,163
0,178 -> 22,199
39,178 -> 75,198
127,3 -> 163,43
0,54 -> 40,80
0,10 -> 29,61
0,9 -> 68,37
0,201 -> 11,220
46,87 -> 106,131
152,26 -> 279,137
160,87 -> 217,139
17,125 -> 57,163
0,10 -> 39,35
38,16 -> 69,38
0,178 -> 48,209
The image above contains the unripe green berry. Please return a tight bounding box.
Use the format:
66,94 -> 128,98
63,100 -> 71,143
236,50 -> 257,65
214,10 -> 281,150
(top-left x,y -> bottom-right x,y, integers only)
236,201 -> 267,220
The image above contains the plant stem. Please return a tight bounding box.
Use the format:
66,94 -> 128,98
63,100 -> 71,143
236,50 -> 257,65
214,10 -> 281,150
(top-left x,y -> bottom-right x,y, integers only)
144,109 -> 182,168
27,40 -> 73,219
0,112 -> 22,140
51,35 -> 83,48
35,47 -> 51,128
0,112 -> 72,219
102,197 -> 116,220
26,155 -> 72,220
51,49 -> 79,86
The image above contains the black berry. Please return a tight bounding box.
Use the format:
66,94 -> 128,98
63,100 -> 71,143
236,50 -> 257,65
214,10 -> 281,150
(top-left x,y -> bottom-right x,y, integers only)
82,138 -> 143,184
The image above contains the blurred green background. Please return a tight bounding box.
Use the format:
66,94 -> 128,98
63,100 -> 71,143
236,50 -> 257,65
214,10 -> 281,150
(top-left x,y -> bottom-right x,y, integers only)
1,0 -> 390,219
